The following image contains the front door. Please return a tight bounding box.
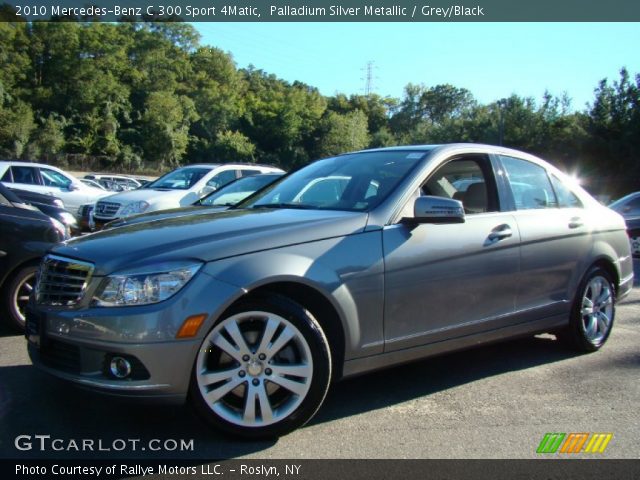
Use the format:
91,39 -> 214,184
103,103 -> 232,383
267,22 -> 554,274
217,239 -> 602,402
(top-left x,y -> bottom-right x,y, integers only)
383,155 -> 521,351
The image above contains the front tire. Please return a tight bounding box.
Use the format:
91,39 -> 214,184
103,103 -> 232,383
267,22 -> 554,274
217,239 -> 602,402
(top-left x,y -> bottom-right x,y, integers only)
190,295 -> 331,439
2,265 -> 37,332
558,266 -> 616,352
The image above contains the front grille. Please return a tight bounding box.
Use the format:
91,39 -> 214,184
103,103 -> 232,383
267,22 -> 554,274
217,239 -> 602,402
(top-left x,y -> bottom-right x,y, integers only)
94,201 -> 120,218
36,255 -> 94,306
40,339 -> 81,373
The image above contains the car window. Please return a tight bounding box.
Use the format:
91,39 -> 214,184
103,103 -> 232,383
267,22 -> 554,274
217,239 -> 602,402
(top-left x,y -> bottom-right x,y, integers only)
206,170 -> 238,190
422,157 -> 497,214
550,175 -> 582,208
7,166 -> 39,185
500,156 -> 558,210
295,177 -> 351,204
40,168 -> 72,188
243,150 -> 427,212
239,169 -> 262,177
146,167 -> 212,190
624,197 -> 640,209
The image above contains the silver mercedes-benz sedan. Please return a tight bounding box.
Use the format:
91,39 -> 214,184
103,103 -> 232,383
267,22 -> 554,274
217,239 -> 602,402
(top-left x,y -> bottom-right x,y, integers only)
26,144 -> 633,438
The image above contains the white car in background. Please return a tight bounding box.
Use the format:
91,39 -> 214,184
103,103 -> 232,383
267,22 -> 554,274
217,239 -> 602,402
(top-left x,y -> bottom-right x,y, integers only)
0,161 -> 109,218
92,163 -> 284,228
83,174 -> 142,192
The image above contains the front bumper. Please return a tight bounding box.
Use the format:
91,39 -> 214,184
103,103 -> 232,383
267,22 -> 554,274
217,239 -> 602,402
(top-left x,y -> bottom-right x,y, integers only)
28,338 -> 197,403
25,270 -> 243,401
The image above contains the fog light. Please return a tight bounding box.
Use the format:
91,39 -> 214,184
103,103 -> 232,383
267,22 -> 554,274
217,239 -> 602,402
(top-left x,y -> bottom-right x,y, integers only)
110,356 -> 132,379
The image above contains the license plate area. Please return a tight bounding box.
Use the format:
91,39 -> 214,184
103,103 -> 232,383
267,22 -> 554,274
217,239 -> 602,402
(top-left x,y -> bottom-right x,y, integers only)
25,308 -> 45,349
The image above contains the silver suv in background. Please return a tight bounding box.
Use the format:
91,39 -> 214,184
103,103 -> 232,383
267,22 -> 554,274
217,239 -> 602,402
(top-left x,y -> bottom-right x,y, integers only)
91,163 -> 284,229
27,144 -> 633,438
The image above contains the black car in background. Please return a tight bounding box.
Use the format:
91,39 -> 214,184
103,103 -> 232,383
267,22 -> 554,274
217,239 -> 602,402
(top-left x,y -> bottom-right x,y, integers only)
625,216 -> 640,256
0,182 -> 69,331
7,186 -> 80,236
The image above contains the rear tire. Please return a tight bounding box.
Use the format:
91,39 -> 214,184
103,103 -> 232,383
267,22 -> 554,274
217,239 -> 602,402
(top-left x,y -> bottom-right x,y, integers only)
2,265 -> 38,332
189,294 -> 331,439
557,266 -> 615,352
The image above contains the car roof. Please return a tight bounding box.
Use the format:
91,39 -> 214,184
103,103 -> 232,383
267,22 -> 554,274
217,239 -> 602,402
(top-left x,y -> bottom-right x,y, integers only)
174,163 -> 281,169
0,160 -> 60,168
353,143 -> 539,157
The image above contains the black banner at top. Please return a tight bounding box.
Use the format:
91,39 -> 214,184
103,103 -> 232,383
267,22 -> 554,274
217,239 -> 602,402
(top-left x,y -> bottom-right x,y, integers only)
1,0 -> 640,22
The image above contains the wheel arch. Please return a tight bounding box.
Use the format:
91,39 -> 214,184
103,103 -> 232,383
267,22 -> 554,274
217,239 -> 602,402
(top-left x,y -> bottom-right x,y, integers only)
589,258 -> 620,294
225,281 -> 347,381
0,256 -> 40,292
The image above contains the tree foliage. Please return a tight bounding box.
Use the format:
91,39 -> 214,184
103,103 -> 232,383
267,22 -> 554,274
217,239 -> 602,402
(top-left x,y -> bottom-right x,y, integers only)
0,20 -> 637,196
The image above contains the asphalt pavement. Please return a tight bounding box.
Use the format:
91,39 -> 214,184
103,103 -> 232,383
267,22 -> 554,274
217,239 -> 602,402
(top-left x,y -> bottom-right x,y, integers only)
1,261 -> 638,460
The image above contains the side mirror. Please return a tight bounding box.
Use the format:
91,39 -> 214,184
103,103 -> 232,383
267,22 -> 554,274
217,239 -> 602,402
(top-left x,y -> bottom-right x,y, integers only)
68,183 -> 80,191
404,195 -> 465,224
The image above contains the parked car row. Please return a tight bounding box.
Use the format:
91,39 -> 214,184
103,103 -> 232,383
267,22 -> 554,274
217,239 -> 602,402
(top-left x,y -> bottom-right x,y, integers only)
83,174 -> 143,192
0,160 -> 285,331
105,172 -> 284,229
90,163 -> 284,229
23,144 -> 633,439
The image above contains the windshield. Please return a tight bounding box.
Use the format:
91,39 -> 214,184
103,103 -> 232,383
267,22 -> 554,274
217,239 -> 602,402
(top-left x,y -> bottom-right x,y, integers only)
145,167 -> 214,190
239,150 -> 428,212
200,174 -> 283,206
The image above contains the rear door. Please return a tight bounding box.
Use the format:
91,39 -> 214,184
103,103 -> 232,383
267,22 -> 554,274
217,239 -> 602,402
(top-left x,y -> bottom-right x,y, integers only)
497,155 -> 592,319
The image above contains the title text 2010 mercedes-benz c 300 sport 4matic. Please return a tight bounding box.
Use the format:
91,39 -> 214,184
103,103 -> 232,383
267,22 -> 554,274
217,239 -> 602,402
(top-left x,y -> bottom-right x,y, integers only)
26,145 -> 633,438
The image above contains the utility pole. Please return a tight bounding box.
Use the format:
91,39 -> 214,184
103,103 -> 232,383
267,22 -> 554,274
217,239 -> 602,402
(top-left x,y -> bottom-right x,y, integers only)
361,61 -> 376,97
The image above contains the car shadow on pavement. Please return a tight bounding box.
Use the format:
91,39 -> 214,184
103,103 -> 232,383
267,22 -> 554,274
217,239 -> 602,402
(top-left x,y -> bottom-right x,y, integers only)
312,335 -> 578,427
0,323 -> 18,338
0,364 -> 275,460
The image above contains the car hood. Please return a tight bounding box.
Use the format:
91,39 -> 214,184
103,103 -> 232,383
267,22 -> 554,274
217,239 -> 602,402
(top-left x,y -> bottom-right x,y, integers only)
107,205 -> 223,228
53,208 -> 369,275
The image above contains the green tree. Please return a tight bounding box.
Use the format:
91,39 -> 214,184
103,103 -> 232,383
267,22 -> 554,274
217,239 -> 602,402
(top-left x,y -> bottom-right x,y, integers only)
26,113 -> 66,161
316,110 -> 369,157
141,91 -> 198,168
0,99 -> 35,158
213,130 -> 256,162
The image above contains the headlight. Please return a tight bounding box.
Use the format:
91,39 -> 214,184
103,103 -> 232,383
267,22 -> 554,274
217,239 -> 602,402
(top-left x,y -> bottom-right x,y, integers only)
49,217 -> 70,241
58,211 -> 77,226
93,261 -> 202,307
120,201 -> 149,217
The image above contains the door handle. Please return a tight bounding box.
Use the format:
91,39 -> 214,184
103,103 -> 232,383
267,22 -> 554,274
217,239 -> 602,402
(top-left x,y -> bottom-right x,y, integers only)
487,224 -> 513,242
0,250 -> 6,258
568,217 -> 584,229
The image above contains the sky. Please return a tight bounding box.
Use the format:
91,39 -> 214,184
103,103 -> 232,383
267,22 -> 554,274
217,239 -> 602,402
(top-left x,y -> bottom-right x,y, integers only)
194,22 -> 640,111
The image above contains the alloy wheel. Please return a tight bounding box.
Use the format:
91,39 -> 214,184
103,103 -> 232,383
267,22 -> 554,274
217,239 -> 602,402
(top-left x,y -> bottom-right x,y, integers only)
580,275 -> 614,344
195,310 -> 313,428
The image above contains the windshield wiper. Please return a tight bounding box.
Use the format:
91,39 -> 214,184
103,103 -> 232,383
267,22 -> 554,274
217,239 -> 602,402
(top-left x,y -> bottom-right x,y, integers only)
253,203 -> 317,210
